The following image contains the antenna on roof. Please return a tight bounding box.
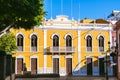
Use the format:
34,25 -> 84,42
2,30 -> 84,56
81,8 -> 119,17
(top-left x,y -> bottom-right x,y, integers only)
61,0 -> 63,15
71,0 -> 73,19
50,0 -> 52,19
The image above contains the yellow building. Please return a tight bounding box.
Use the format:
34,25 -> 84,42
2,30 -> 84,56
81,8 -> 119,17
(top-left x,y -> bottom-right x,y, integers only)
11,15 -> 113,76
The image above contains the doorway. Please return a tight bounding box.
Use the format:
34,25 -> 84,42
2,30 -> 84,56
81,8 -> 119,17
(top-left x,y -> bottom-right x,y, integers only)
86,58 -> 92,75
53,58 -> 59,74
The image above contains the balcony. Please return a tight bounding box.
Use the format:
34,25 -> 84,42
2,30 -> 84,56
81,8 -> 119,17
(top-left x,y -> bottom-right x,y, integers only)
99,47 -> 104,52
50,47 -> 76,53
87,47 -> 92,52
31,46 -> 37,52
17,46 -> 23,51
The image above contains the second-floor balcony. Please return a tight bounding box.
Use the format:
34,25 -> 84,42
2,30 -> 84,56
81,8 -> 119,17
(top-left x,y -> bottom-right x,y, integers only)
87,47 -> 92,52
99,47 -> 104,52
50,47 -> 76,53
17,46 -> 23,51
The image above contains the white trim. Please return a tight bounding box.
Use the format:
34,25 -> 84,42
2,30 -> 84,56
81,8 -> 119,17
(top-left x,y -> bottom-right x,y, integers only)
44,30 -> 47,73
30,33 -> 39,52
85,34 -> 93,39
36,26 -> 111,31
78,30 -> 81,72
52,55 -> 60,58
51,33 -> 60,47
60,74 -> 67,76
16,55 -> 24,58
30,55 -> 38,58
16,32 -> 25,52
97,34 -> 105,40
64,33 -> 73,48
29,32 -> 39,38
86,56 -> 93,58
97,34 -> 105,52
65,55 -> 73,58
64,33 -> 73,39
16,32 -> 25,37
51,33 -> 60,39
30,55 -> 38,74
16,55 -> 24,74
85,34 -> 93,52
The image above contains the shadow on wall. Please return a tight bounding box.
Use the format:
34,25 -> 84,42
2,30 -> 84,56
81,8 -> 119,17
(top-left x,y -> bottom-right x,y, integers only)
72,54 -> 114,76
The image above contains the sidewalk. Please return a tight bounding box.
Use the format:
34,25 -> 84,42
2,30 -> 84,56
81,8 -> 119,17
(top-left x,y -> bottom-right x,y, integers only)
15,76 -> 118,80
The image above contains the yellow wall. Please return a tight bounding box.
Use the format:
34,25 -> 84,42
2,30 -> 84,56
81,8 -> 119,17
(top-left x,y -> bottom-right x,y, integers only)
10,27 -> 110,71
11,28 -> 44,68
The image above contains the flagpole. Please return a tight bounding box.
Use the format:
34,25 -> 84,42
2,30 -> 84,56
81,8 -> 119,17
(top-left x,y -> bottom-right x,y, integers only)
50,0 -> 52,19
71,0 -> 72,19
61,0 -> 63,15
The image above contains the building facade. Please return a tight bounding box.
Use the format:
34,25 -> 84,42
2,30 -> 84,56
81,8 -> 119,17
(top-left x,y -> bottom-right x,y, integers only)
116,20 -> 120,79
11,15 -> 113,76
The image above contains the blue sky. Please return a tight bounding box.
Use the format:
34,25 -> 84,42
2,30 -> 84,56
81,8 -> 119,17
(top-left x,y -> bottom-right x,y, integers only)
44,0 -> 120,20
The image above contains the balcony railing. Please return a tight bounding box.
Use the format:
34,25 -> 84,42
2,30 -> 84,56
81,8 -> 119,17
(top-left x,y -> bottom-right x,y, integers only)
87,47 -> 92,52
17,46 -> 23,51
99,47 -> 104,52
50,47 -> 76,53
31,46 -> 37,52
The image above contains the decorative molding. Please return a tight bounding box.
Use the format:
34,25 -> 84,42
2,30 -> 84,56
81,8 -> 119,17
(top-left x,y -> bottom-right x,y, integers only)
51,33 -> 60,39
16,33 -> 25,52
30,55 -> 38,58
97,34 -> 105,40
64,33 -> 73,39
85,34 -> 93,40
16,32 -> 25,37
52,55 -> 60,58
29,32 -> 39,38
35,26 -> 112,31
65,55 -> 73,58
29,32 -> 39,52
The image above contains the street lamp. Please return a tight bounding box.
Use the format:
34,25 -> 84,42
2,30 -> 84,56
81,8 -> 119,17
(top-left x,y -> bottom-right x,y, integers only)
105,41 -> 111,80
110,45 -> 118,77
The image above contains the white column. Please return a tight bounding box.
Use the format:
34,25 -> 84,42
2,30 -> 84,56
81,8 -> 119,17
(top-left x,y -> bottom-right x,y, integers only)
44,29 -> 47,73
78,30 -> 81,73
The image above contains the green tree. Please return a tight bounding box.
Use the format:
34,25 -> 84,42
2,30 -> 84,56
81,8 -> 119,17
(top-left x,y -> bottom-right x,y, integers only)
0,32 -> 17,54
0,0 -> 45,35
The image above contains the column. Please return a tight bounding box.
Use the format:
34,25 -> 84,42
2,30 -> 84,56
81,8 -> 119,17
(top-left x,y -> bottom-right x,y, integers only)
44,29 -> 47,73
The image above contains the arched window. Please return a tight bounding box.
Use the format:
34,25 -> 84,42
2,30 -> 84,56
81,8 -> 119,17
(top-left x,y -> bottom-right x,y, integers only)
66,35 -> 72,52
86,35 -> 92,52
31,34 -> 37,51
17,34 -> 23,51
66,35 -> 72,47
99,36 -> 104,52
53,35 -> 59,47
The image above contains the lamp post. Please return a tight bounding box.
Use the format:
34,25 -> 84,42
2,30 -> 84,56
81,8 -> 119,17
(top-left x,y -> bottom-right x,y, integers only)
105,41 -> 110,80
